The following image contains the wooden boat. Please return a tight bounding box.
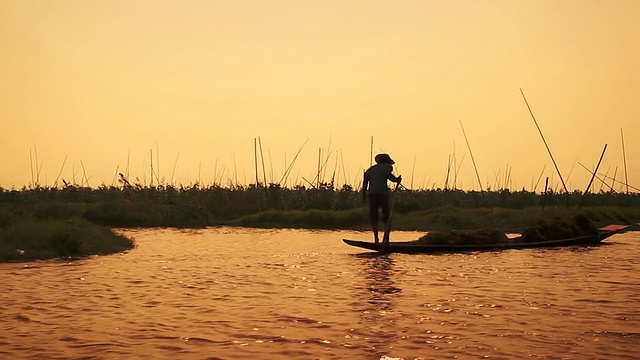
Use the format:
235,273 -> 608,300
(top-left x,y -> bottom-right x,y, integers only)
343,224 -> 629,254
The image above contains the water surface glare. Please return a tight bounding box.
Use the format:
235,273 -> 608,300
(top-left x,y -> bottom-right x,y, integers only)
2,228 -> 639,359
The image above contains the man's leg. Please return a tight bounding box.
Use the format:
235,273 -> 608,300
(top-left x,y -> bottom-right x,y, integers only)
369,196 -> 381,243
380,196 -> 391,241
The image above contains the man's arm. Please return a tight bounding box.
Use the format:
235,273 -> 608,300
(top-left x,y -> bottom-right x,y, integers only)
389,172 -> 402,184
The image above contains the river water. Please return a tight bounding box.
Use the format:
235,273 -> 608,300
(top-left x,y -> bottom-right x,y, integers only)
1,227 -> 639,359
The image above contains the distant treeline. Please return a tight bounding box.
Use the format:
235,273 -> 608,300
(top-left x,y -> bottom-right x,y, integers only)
1,184 -> 639,228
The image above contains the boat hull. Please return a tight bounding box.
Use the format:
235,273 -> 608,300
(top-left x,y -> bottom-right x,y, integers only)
343,225 -> 627,254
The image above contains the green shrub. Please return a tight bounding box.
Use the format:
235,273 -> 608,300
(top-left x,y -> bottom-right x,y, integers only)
34,202 -> 86,220
0,208 -> 11,229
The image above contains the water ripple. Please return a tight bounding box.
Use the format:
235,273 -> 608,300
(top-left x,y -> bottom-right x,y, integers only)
1,228 -> 639,359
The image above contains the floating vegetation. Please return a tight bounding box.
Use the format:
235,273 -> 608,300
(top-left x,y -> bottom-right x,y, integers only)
417,229 -> 509,245
417,215 -> 602,246
521,215 -> 599,243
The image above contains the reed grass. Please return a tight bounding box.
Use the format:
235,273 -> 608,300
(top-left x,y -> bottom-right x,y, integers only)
1,184 -> 639,262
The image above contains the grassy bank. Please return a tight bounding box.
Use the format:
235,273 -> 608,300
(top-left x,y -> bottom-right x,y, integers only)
0,204 -> 134,262
1,185 -> 639,262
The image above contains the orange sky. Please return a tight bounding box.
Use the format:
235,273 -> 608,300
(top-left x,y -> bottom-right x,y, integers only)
2,1 -> 639,191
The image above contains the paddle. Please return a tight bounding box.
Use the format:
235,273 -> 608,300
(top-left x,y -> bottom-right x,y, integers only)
381,181 -> 401,253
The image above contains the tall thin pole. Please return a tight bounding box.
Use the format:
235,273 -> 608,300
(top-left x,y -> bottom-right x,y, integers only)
444,154 -> 452,189
171,153 -> 180,186
156,142 -> 160,184
317,147 -> 321,189
370,136 -> 374,166
583,144 -> 607,195
279,138 -> 308,185
533,165 -> 547,192
459,120 -> 483,192
126,149 -> 130,180
452,141 -> 458,189
212,159 -> 218,187
34,145 -> 40,187
340,150 -> 348,187
80,160 -> 89,187
269,149 -> 274,184
54,155 -> 68,188
111,164 -> 119,187
411,154 -> 417,190
233,155 -> 238,187
621,128 -> 629,194
520,88 -> 569,193
254,138 -> 259,186
258,137 -> 267,186
590,168 -> 640,192
149,149 -> 154,187
610,166 -> 618,193
29,148 -> 34,188
323,135 -> 332,183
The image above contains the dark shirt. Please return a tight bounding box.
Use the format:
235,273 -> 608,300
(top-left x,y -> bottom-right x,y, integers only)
363,163 -> 400,195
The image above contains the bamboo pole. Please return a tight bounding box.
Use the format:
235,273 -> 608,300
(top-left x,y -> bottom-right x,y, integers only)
233,155 -> 238,187
268,149 -> 274,185
80,160 -> 89,187
254,138 -> 259,186
29,148 -> 34,188
149,149 -> 154,187
330,151 -> 339,188
213,159 -> 219,187
217,163 -> 227,187
171,153 -> 180,186
504,164 -> 513,190
534,164 -> 547,192
542,177 -> 549,209
564,158 -> 578,191
577,162 -> 618,193
126,149 -> 130,180
258,137 -> 268,186
452,142 -> 458,190
53,155 -> 68,187
455,152 -> 466,190
279,139 -> 308,185
599,166 -> 611,193
322,135 -> 332,183
459,120 -> 483,192
34,145 -> 40,187
110,164 -> 119,187
444,154 -> 452,189
621,128 -> 629,194
411,154 -> 417,190
583,144 -> 607,195
519,88 -> 569,193
581,164 -> 640,192
317,147 -> 321,189
369,136 -> 374,166
156,142 -> 160,185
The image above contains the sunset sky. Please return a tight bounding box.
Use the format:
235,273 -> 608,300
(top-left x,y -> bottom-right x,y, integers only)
2,1 -> 639,192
